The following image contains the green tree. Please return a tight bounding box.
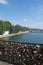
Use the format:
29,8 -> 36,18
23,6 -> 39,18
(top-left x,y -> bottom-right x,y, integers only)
0,20 -> 5,34
4,21 -> 11,30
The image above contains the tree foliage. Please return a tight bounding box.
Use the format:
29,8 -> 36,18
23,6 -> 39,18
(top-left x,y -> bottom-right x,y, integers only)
0,20 -> 29,34
0,20 -> 5,34
0,20 -> 11,34
4,21 -> 11,30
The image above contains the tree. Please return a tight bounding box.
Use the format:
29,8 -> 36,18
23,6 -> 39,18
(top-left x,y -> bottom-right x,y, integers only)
0,20 -> 12,34
0,20 -> 5,34
0,20 -> 29,34
4,21 -> 11,31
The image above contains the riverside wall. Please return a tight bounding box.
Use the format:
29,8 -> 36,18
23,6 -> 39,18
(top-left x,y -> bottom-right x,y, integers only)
0,31 -> 28,38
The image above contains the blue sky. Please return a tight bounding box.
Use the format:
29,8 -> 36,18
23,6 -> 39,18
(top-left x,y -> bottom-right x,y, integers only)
0,0 -> 43,29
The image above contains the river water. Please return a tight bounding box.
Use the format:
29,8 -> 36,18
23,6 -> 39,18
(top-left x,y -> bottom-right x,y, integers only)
1,32 -> 43,44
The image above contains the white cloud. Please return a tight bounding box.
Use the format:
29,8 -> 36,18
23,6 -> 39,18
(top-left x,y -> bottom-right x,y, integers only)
24,18 -> 27,22
0,0 -> 7,4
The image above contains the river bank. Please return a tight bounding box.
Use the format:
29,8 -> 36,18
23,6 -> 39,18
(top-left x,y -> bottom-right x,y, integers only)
0,31 -> 28,38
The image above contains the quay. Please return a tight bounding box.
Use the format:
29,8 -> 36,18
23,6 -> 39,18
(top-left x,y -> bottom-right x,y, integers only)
0,31 -> 28,38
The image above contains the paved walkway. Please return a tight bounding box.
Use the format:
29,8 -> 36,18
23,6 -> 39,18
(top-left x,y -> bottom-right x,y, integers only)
0,61 -> 12,65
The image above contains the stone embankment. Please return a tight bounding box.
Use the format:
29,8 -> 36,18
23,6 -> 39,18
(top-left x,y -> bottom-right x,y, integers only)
0,31 -> 28,38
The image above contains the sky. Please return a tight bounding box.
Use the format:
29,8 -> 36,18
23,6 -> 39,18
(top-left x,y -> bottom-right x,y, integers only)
0,0 -> 43,29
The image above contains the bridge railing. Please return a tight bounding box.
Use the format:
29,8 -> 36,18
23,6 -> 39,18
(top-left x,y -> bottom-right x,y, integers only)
0,40 -> 43,65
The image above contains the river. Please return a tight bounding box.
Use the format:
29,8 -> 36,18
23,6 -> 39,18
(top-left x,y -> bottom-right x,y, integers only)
1,32 -> 43,44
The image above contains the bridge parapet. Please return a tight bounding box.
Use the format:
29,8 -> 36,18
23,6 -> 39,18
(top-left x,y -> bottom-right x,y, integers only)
0,41 -> 43,65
